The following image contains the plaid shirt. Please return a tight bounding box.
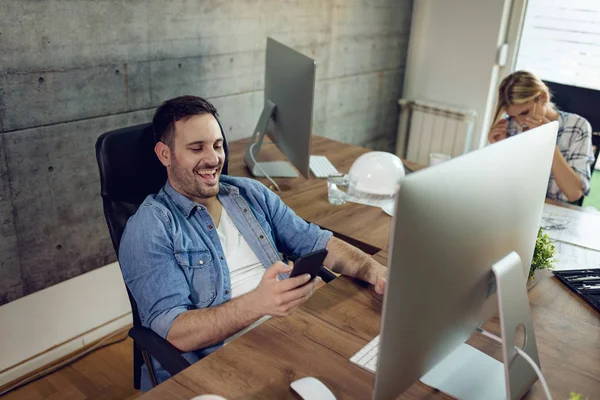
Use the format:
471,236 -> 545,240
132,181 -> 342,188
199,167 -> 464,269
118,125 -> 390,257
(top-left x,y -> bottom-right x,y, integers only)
506,111 -> 595,203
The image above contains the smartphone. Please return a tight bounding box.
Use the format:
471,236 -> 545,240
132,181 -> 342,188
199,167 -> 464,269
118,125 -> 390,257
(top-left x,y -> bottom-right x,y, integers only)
289,249 -> 329,281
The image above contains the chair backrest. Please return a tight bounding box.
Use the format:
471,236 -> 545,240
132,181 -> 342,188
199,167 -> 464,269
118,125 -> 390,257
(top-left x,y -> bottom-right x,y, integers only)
95,120 -> 229,325
545,80 -> 599,169
545,81 -> 600,132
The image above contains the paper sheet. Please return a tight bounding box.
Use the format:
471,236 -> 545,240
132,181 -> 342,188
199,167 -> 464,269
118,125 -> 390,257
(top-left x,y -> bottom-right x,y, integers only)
552,240 -> 600,271
540,203 -> 600,251
345,194 -> 394,208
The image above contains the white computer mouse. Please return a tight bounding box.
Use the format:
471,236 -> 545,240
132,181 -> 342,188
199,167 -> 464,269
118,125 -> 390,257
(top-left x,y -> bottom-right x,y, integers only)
290,377 -> 337,400
190,395 -> 228,400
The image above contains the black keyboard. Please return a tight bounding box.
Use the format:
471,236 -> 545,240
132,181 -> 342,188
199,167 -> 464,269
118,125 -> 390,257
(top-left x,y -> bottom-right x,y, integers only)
553,269 -> 600,313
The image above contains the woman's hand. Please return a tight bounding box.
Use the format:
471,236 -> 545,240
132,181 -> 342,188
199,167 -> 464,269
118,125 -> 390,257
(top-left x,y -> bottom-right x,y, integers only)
523,101 -> 551,130
523,115 -> 551,130
488,119 -> 508,143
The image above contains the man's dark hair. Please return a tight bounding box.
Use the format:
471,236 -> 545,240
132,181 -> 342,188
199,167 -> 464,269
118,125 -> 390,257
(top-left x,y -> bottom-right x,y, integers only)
152,95 -> 219,147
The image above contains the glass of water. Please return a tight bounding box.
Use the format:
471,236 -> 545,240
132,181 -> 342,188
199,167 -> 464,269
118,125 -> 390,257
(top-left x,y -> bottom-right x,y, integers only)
429,153 -> 451,167
327,175 -> 350,205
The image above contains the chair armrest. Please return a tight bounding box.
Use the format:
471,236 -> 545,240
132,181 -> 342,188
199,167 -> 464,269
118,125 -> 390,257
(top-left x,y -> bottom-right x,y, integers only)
129,326 -> 191,376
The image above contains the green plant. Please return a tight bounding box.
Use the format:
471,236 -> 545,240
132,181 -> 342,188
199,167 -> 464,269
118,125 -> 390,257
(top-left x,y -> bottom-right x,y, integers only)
569,392 -> 584,400
530,228 -> 556,279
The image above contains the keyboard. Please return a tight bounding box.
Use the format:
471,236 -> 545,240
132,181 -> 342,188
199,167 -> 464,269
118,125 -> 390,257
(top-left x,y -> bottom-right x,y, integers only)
309,155 -> 341,178
349,335 -> 380,374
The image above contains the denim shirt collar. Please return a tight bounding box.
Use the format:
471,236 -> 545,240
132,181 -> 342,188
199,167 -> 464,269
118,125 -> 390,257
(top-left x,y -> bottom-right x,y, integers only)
163,179 -> 240,218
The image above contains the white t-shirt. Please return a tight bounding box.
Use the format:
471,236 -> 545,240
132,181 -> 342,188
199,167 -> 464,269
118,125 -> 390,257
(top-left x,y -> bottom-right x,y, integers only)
216,207 -> 265,298
216,207 -> 270,343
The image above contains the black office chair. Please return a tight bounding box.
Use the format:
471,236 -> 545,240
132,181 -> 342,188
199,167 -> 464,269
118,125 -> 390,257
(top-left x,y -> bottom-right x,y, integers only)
95,120 -> 335,389
96,122 -> 213,388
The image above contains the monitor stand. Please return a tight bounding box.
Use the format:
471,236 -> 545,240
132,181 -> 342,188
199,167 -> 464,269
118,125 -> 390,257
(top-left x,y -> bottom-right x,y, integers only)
244,100 -> 299,178
420,252 -> 540,400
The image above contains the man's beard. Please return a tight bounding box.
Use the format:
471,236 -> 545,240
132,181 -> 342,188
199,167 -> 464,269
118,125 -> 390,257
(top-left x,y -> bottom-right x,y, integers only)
170,160 -> 221,199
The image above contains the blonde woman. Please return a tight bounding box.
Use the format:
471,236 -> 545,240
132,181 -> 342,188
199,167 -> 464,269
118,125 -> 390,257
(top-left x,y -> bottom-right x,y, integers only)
488,71 -> 594,203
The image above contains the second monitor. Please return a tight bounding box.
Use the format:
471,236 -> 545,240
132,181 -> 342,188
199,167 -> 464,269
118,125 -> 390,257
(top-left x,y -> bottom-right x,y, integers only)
244,37 -> 316,179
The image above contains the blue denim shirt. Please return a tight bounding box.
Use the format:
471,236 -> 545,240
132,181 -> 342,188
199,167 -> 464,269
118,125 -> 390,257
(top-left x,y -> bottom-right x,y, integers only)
118,175 -> 332,391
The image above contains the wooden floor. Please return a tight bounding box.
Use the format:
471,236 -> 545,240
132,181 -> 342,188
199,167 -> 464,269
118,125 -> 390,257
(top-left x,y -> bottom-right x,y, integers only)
3,337 -> 140,400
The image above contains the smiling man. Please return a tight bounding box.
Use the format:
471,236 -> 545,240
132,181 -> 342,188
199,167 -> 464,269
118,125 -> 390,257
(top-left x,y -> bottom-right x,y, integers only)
118,95 -> 387,391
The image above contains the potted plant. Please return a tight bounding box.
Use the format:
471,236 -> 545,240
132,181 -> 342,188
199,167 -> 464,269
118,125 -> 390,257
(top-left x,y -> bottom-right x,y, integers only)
527,228 -> 556,289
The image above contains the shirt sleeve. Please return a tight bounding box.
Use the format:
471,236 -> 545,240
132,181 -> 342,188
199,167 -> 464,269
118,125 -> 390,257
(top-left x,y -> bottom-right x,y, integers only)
565,118 -> 594,196
118,204 -> 192,339
254,182 -> 333,258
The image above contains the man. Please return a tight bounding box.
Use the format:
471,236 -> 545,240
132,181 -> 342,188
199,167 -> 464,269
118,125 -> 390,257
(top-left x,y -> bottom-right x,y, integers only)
119,95 -> 387,391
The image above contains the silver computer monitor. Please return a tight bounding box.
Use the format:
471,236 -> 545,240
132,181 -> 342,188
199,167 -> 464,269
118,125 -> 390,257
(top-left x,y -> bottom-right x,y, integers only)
374,122 -> 559,400
244,37 -> 316,179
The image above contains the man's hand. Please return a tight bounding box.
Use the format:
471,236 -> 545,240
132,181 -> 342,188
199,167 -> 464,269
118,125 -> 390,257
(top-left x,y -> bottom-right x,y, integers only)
247,262 -> 319,318
374,276 -> 386,295
370,264 -> 387,295
324,237 -> 389,295
488,119 -> 508,143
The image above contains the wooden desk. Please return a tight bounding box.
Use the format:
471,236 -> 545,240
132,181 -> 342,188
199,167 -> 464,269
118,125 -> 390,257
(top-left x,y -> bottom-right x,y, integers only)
139,250 -> 600,400
227,136 -> 423,252
138,137 -> 599,399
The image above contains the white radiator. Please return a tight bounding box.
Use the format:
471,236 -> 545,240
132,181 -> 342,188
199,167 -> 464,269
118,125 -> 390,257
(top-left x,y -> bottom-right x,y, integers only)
396,99 -> 478,165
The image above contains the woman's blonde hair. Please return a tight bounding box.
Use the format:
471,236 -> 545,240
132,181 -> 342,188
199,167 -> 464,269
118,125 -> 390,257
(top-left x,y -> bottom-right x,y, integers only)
493,70 -> 554,125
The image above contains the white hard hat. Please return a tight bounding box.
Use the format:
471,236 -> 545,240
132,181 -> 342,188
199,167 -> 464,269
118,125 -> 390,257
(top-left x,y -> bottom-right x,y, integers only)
348,151 -> 405,196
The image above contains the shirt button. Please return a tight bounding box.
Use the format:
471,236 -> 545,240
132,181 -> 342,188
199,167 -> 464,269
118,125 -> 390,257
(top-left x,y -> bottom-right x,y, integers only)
243,208 -> 248,212
208,224 -> 213,229
220,256 -> 224,260
198,260 -> 203,265
259,235 -> 264,239
225,290 -> 230,295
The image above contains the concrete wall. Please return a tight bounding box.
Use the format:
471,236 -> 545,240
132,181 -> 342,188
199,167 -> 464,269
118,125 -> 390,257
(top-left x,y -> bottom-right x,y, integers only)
0,0 -> 413,303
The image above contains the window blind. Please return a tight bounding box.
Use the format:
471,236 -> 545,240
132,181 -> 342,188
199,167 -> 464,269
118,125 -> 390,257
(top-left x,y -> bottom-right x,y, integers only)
515,0 -> 600,90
